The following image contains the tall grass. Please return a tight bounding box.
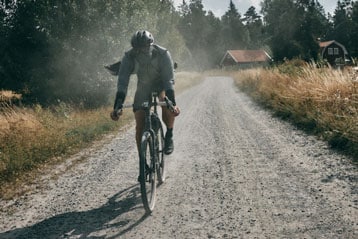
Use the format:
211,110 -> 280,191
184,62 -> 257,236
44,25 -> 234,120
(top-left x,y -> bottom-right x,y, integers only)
0,105 -> 133,185
231,61 -> 358,160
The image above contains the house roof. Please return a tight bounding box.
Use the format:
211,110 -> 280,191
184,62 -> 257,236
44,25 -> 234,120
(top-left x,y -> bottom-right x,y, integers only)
224,50 -> 271,64
319,40 -> 335,48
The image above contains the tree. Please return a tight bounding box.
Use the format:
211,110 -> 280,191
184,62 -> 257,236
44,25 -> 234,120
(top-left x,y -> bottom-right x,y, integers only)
0,1 -> 51,102
295,0 -> 329,61
205,11 -> 223,67
261,0 -> 301,61
0,2 -> 10,89
221,0 -> 249,50
327,0 -> 358,58
261,0 -> 328,61
351,1 -> 358,57
243,6 -> 264,49
148,0 -> 189,68
177,0 -> 190,16
0,0 -> 190,106
177,0 -> 213,69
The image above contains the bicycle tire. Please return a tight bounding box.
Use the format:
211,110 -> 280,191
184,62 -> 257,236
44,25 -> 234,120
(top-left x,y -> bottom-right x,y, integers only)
139,131 -> 157,213
156,122 -> 166,184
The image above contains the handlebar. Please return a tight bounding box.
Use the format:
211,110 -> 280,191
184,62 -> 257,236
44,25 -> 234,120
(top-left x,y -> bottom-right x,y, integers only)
121,96 -> 175,112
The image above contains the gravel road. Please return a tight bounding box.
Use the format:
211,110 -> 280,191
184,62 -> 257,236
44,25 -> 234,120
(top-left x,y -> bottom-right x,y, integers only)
0,77 -> 357,239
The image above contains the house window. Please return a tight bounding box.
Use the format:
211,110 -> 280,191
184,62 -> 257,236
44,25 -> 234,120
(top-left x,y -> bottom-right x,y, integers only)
334,48 -> 339,55
328,48 -> 333,55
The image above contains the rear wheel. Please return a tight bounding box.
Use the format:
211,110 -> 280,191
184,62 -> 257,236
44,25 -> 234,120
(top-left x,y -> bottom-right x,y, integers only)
139,131 -> 156,213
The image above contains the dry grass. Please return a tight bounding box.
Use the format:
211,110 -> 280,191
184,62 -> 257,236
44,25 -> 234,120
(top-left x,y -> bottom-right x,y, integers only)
0,90 -> 21,102
0,104 -> 133,197
230,62 -> 358,159
0,105 -> 136,199
175,71 -> 204,92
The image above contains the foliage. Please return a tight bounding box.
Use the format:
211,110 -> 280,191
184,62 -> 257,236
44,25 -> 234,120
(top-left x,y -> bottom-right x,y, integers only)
261,0 -> 329,62
0,0 -> 187,107
243,6 -> 265,49
177,0 -> 214,70
327,0 -> 358,58
221,0 -> 249,50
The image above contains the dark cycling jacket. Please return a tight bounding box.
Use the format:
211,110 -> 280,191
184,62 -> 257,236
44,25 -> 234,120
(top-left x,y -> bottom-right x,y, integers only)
116,44 -> 175,107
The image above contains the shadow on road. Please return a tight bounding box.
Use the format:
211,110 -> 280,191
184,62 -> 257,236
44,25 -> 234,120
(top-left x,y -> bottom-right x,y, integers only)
0,184 -> 149,239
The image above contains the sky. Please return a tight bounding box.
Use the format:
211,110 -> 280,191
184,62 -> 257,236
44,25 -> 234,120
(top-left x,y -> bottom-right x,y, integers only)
173,0 -> 338,17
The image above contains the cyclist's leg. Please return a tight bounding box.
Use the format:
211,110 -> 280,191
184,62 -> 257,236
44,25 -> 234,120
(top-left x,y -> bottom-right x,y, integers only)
159,91 -> 175,129
133,89 -> 151,152
134,109 -> 145,152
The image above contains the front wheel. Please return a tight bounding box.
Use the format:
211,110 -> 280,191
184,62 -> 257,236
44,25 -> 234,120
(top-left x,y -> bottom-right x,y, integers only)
139,131 -> 157,213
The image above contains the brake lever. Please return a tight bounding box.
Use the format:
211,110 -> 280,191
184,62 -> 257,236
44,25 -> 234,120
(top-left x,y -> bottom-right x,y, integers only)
164,96 -> 175,112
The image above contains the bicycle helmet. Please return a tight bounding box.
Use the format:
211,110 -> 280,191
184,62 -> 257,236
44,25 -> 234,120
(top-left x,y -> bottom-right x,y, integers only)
131,30 -> 154,48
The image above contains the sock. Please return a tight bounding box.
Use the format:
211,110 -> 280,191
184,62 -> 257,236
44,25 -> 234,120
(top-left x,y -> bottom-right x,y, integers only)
166,128 -> 173,138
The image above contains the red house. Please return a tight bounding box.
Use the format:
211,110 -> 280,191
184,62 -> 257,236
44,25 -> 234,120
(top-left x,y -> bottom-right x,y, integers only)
220,50 -> 272,68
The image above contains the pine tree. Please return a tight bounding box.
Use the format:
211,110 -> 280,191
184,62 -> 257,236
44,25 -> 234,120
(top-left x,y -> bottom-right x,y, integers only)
243,6 -> 264,49
221,0 -> 249,50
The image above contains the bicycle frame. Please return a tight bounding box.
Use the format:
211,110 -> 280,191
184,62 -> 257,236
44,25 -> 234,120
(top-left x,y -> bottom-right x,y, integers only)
121,91 -> 171,213
142,92 -> 160,134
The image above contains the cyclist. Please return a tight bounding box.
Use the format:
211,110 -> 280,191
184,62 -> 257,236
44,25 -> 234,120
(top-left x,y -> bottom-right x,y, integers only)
110,30 -> 180,155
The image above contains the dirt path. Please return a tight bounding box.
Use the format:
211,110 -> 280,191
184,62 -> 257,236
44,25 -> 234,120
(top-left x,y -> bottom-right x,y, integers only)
0,77 -> 357,238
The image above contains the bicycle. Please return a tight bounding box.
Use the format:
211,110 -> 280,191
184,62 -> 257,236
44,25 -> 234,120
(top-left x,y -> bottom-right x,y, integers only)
123,92 -> 175,213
